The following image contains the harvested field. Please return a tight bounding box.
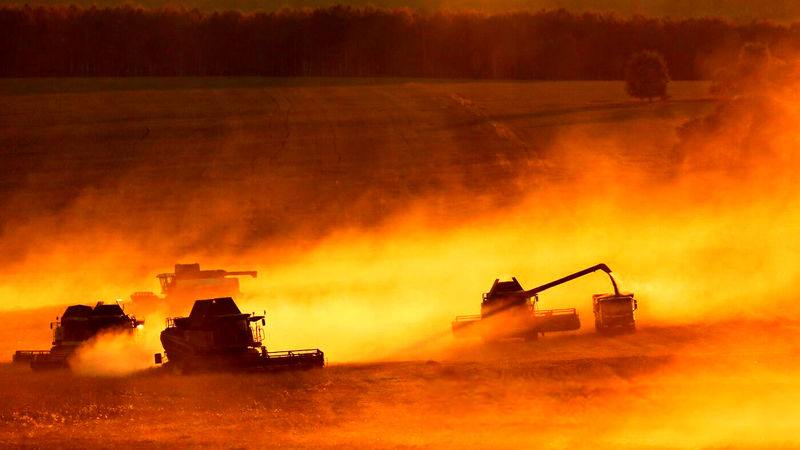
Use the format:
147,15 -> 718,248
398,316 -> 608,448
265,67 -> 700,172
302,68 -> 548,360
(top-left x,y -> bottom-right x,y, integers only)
2,77 -> 800,448
2,320 -> 800,448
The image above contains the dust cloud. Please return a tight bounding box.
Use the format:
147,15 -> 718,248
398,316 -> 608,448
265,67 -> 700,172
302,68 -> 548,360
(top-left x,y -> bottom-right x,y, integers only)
1,51 -> 800,366
239,83 -> 800,446
249,57 -> 800,360
68,312 -> 166,377
2,54 -> 800,450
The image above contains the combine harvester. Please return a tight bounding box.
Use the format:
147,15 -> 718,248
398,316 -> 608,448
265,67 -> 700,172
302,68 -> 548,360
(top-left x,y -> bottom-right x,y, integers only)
154,297 -> 324,373
13,302 -> 143,370
452,263 -> 637,341
131,263 -> 257,313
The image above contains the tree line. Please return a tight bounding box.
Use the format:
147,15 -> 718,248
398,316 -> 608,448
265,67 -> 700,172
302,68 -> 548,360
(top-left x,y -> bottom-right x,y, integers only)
1,4 -> 799,78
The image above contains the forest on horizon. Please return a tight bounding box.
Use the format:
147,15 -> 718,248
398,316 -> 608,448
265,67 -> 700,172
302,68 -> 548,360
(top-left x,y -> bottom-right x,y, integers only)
4,0 -> 800,23
2,4 -> 800,79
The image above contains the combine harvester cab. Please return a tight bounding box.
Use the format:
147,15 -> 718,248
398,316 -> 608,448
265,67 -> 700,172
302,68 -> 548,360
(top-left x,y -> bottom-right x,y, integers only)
155,297 -> 324,373
452,263 -> 637,341
14,302 -> 143,370
131,263 -> 257,314
453,278 -> 581,341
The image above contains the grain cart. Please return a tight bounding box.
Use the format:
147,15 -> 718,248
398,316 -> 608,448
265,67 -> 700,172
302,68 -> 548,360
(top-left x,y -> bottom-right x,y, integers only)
593,292 -> 637,333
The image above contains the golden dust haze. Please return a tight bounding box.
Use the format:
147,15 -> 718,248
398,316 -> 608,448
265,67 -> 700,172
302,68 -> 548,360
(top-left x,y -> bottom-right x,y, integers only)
68,325 -> 164,377
3,51 -> 800,448
4,71 -> 800,362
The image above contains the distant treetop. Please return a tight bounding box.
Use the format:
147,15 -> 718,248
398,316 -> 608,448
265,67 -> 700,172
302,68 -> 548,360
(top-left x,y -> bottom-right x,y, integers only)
624,51 -> 670,102
0,5 -> 798,79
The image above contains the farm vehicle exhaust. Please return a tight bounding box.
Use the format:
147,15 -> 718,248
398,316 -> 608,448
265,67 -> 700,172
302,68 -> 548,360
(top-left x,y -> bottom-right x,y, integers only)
452,263 -> 638,340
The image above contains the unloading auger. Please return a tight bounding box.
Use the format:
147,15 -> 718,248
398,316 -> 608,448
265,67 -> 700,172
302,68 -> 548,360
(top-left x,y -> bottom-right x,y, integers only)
451,264 -> 637,340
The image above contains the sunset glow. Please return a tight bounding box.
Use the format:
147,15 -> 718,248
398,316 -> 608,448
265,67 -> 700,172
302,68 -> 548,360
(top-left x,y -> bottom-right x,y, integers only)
2,3 -> 800,447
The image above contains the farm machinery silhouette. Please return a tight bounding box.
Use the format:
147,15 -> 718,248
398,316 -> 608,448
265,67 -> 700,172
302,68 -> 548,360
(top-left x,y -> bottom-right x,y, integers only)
452,263 -> 637,340
13,302 -> 143,370
13,297 -> 324,373
154,297 -> 324,373
130,263 -> 257,313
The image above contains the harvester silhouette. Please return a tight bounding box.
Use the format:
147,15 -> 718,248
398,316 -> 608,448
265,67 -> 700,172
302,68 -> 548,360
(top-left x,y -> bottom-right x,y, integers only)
452,263 -> 637,340
154,297 -> 324,373
131,263 -> 257,313
13,302 -> 143,370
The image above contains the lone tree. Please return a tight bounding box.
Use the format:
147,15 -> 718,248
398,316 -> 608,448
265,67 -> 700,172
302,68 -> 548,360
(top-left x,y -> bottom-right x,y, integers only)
738,41 -> 772,80
624,50 -> 670,102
